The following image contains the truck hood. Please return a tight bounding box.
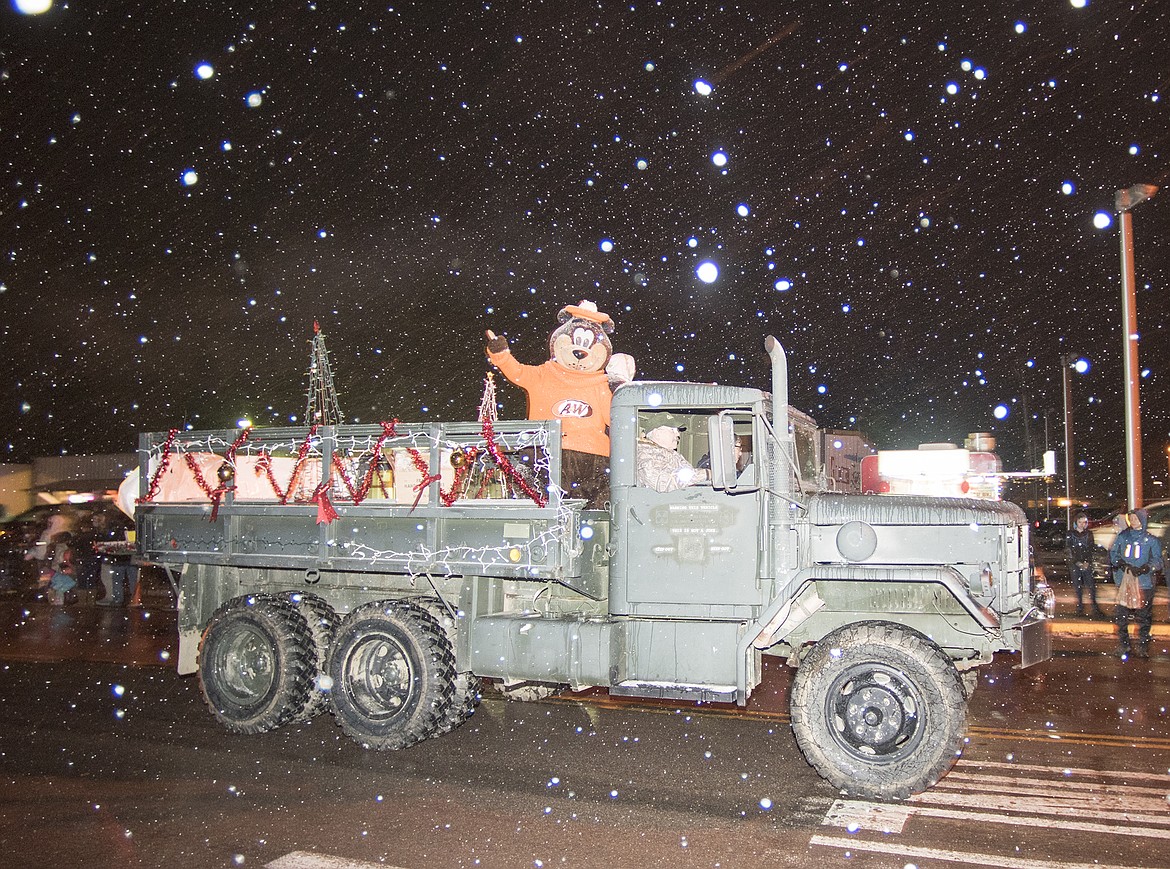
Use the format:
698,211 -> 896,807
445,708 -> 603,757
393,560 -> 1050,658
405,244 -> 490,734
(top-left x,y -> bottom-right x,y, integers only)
806,493 -> 1026,527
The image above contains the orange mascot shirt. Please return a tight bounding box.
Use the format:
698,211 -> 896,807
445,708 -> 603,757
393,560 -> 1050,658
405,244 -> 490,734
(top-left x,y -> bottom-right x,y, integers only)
487,348 -> 612,458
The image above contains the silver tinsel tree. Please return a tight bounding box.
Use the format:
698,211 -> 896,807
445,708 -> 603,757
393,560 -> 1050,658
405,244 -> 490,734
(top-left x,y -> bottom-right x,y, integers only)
477,371 -> 498,425
305,321 -> 344,426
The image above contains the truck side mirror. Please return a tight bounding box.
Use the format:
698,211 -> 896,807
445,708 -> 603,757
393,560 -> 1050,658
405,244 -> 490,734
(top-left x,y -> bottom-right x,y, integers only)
706,411 -> 762,493
707,414 -> 736,490
707,413 -> 758,492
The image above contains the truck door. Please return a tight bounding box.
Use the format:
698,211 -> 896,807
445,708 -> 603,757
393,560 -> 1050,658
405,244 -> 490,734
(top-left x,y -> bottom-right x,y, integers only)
616,410 -> 763,618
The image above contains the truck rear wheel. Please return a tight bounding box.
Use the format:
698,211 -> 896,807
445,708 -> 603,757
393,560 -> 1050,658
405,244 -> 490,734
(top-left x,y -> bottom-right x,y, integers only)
437,672 -> 482,735
414,599 -> 481,735
283,591 -> 338,721
198,594 -> 315,734
790,621 -> 966,800
327,601 -> 456,750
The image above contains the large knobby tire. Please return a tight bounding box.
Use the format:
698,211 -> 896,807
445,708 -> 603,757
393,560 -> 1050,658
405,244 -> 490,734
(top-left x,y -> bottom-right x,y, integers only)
790,621 -> 967,800
415,599 -> 481,735
438,672 -> 483,735
960,668 -> 979,699
197,593 -> 316,735
327,600 -> 456,750
282,591 -> 338,722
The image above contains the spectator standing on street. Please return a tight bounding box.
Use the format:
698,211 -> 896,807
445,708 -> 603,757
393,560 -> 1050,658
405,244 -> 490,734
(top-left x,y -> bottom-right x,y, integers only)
1109,509 -> 1162,659
46,531 -> 77,606
1065,512 -> 1105,619
27,510 -> 73,584
97,547 -> 139,607
70,510 -> 103,605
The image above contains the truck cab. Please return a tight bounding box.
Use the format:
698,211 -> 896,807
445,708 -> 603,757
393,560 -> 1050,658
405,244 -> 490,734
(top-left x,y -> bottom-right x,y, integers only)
609,381 -> 768,622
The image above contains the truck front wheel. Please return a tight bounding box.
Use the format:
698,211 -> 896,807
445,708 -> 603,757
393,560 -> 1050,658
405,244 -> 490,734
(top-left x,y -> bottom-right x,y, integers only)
327,601 -> 456,750
198,594 -> 316,734
790,621 -> 966,800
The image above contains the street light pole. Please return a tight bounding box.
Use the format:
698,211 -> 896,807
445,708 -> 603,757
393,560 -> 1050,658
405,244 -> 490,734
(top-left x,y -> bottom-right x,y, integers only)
1115,183 -> 1158,510
1061,355 -> 1075,527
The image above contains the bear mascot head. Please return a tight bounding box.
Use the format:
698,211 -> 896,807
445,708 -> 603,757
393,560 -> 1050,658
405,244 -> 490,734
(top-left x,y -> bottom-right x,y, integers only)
548,301 -> 614,372
485,300 -> 632,507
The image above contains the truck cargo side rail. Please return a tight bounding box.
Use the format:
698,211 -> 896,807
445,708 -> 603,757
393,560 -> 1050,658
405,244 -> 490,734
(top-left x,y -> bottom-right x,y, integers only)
134,420 -> 587,581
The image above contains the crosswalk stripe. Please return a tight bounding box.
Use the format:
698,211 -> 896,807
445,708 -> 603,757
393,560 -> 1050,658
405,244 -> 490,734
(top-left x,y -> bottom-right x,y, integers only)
956,759 -> 1170,784
935,772 -> 1170,798
966,727 -> 1170,749
912,789 -> 1170,824
809,833 -> 1147,869
825,799 -> 1170,840
266,852 -> 408,869
823,799 -> 913,833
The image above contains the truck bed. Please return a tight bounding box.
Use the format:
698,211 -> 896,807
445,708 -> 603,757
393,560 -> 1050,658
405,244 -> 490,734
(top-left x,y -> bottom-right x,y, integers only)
134,420 -> 595,589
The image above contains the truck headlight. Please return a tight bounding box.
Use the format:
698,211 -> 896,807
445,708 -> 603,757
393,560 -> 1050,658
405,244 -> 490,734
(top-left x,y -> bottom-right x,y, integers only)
1033,583 -> 1055,618
1034,577 -> 1062,617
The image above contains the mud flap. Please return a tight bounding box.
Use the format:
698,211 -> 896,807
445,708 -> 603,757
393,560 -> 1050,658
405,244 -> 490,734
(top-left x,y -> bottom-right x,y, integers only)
178,628 -> 200,675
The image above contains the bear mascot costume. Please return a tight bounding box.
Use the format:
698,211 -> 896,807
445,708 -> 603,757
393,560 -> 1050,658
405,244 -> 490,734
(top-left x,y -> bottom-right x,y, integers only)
485,300 -> 632,508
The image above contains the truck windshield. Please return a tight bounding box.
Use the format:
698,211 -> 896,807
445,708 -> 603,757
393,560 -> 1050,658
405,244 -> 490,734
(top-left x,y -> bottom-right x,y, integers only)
636,408 -> 754,491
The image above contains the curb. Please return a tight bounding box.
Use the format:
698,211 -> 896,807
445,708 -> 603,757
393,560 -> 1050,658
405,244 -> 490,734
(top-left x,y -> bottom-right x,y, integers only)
1048,616 -> 1170,637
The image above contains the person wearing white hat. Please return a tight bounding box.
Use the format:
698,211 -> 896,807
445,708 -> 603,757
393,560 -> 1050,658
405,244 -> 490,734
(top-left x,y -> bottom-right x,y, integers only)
636,426 -> 710,492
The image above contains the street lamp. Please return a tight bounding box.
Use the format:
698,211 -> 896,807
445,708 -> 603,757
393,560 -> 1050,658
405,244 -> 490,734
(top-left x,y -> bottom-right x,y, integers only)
1060,354 -> 1089,525
1115,183 -> 1158,510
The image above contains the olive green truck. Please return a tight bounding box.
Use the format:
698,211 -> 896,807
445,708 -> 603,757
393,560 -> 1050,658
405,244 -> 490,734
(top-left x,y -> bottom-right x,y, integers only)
134,337 -> 1051,799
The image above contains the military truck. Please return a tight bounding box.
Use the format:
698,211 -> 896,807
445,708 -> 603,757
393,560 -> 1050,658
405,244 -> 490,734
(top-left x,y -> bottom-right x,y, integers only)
132,337 -> 1051,799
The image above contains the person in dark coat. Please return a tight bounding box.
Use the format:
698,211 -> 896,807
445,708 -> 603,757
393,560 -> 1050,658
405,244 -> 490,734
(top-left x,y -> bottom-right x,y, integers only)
1064,512 -> 1105,618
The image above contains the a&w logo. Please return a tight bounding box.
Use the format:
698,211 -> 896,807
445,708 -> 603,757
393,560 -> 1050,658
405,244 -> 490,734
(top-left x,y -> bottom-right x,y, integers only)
554,399 -> 593,418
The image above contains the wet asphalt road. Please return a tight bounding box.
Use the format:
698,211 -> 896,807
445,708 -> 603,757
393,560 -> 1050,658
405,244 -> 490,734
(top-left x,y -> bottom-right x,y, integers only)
0,567 -> 1168,869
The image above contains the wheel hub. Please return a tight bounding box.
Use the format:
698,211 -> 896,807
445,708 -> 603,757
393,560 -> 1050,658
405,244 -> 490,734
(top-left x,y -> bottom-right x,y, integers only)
346,635 -> 414,721
829,665 -> 923,761
847,685 -> 904,745
221,624 -> 275,701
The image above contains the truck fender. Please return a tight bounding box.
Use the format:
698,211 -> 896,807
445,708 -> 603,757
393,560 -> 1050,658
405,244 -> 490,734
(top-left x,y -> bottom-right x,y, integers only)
746,564 -> 998,653
733,564 -> 996,705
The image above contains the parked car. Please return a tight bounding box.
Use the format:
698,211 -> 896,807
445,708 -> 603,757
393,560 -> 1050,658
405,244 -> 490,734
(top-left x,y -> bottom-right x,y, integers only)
1032,517 -> 1067,551
1087,501 -> 1170,579
1091,500 -> 1170,552
1031,507 -> 1114,552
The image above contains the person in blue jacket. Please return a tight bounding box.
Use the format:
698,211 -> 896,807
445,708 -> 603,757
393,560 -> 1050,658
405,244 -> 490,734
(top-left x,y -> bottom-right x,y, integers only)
1109,509 -> 1162,658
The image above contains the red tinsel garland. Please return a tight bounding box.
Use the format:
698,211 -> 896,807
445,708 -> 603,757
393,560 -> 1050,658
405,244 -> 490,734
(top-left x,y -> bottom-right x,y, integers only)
330,419 -> 399,504
140,428 -> 179,503
259,425 -> 319,504
481,419 -> 548,507
183,452 -> 218,500
312,482 -> 339,524
184,427 -> 252,520
440,447 -> 478,506
136,417 -> 549,513
404,447 -> 442,511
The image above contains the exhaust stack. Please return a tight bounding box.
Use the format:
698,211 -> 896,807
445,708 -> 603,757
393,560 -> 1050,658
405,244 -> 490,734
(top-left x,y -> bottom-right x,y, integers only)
765,336 -> 794,498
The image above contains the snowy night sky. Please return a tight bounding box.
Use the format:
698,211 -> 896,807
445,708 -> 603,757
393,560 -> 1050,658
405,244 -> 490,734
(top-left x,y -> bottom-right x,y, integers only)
3,0 -> 1169,504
